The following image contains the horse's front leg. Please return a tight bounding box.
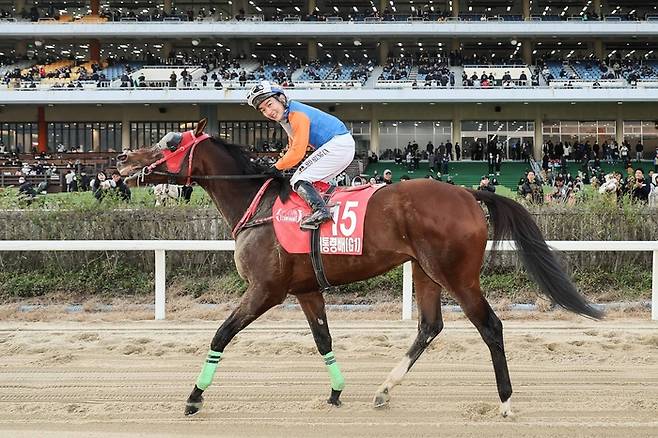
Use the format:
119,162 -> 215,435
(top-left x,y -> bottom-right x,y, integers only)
297,291 -> 345,406
184,285 -> 285,416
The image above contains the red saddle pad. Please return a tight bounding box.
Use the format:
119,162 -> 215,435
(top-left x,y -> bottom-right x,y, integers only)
272,182 -> 385,255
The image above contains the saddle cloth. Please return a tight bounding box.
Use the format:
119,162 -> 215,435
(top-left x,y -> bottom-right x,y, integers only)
272,182 -> 385,255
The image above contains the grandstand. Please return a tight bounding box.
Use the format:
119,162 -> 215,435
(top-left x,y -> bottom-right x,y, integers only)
0,0 -> 657,186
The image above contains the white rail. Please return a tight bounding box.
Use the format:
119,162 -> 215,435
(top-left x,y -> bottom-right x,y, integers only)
0,240 -> 655,321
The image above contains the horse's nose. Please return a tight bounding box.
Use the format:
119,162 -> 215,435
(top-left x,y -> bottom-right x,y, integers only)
117,153 -> 127,162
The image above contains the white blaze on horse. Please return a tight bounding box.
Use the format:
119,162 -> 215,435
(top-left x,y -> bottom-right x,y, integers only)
153,183 -> 193,206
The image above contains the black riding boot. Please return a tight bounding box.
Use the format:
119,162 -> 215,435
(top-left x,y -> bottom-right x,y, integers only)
294,181 -> 332,230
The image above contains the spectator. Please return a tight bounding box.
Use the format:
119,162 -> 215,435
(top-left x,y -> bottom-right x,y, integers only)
477,175 -> 495,193
65,169 -> 75,192
17,176 -> 37,202
635,141 -> 643,162
545,175 -> 574,206
382,169 -> 393,184
111,171 -> 131,201
519,170 -> 543,204
631,168 -> 651,202
654,149 -> 658,172
91,171 -> 110,201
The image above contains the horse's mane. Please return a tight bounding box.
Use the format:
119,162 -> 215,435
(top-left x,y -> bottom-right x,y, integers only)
209,136 -> 292,202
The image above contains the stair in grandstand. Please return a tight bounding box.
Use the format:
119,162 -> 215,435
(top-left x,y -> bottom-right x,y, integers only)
364,66 -> 383,88
407,66 -> 419,82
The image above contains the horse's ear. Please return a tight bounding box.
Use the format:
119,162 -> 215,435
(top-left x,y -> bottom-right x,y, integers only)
195,118 -> 208,137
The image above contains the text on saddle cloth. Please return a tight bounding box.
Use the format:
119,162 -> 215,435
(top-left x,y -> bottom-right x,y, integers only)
273,182 -> 386,255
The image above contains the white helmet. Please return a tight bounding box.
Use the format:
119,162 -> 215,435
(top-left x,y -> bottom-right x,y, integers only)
246,80 -> 285,109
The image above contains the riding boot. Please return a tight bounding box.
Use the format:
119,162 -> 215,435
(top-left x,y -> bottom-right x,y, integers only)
294,181 -> 332,230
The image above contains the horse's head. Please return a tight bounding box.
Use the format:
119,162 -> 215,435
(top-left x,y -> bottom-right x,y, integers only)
116,118 -> 208,185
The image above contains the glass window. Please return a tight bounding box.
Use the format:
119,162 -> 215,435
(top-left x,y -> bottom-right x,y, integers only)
48,122 -> 122,152
542,121 -> 616,145
377,120 -> 452,158
461,120 -> 534,160
0,122 -> 38,153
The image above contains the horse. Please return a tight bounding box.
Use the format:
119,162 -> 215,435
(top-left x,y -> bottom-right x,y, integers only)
153,183 -> 193,206
116,119 -> 602,418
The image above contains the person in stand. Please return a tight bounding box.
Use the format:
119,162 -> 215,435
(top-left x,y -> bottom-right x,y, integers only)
246,80 -> 355,229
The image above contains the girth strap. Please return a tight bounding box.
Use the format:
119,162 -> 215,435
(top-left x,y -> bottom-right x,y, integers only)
309,184 -> 337,291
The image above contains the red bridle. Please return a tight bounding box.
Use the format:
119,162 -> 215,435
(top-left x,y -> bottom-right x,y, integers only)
143,130 -> 210,186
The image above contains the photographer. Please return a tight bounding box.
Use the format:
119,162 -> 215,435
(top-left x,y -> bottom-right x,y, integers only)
631,168 -> 651,203
519,170 -> 543,205
546,175 -> 575,206
477,175 -> 495,193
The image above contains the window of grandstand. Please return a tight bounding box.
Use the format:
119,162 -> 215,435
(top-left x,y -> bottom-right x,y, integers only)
461,121 -> 535,159
130,121 -> 197,148
346,121 -> 371,157
0,122 -> 38,153
378,121 -> 452,153
623,121 -> 658,154
218,120 -> 287,152
48,122 -> 122,152
542,120 -> 616,145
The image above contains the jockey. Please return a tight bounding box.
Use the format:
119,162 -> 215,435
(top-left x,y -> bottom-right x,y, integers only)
247,80 -> 356,229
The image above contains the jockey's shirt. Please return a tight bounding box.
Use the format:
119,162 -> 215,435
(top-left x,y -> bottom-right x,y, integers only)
274,100 -> 349,170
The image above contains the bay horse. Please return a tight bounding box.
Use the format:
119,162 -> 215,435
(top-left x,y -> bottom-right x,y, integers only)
117,119 -> 602,418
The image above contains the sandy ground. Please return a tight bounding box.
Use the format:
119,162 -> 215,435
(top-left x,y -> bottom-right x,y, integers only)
0,310 -> 657,438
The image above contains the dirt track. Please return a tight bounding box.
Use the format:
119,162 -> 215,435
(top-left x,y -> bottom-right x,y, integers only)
0,316 -> 657,438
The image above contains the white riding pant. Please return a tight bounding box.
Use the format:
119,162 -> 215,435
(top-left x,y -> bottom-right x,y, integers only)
290,133 -> 356,188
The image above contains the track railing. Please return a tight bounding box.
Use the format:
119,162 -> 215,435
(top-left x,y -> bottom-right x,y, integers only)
0,240 -> 656,321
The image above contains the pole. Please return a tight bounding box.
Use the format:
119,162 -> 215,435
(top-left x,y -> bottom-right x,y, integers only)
651,251 -> 658,321
402,261 -> 413,320
155,250 -> 166,320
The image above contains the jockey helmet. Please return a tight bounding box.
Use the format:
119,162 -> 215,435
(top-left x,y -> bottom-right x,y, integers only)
246,80 -> 285,109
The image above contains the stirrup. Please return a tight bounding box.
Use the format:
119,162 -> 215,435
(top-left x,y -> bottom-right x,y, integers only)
300,210 -> 332,230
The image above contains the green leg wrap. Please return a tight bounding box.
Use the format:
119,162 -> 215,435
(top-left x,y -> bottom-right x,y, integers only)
195,350 -> 222,390
323,351 -> 345,391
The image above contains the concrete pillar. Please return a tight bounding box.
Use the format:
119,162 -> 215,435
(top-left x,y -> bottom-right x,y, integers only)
90,0 -> 99,15
452,0 -> 459,18
522,40 -> 532,65
377,41 -> 389,64
370,106 -> 380,155
522,0 -> 530,19
15,41 -> 27,57
163,0 -> 172,15
450,39 -> 460,52
616,112 -> 624,146
534,106 -> 543,160
199,104 -> 218,136
594,40 -> 604,60
121,112 -> 131,150
15,0 -> 25,15
162,41 -> 173,60
37,106 -> 47,153
89,39 -> 100,62
92,127 -> 101,152
379,0 -> 386,13
593,0 -> 601,17
308,0 -> 316,15
308,40 -> 318,61
452,106 -> 461,157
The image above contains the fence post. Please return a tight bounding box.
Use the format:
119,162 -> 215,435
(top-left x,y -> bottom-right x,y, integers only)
155,249 -> 166,320
653,251 -> 658,322
402,261 -> 413,320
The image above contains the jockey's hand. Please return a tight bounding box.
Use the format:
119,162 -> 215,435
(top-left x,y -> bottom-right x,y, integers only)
262,166 -> 283,178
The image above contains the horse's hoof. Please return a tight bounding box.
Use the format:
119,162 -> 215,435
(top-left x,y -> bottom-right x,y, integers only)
184,398 -> 204,416
373,389 -> 390,408
500,398 -> 513,418
327,389 -> 342,407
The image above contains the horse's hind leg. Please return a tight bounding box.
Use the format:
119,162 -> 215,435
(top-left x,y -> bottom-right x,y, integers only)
373,261 -> 444,408
184,285 -> 285,416
446,279 -> 513,417
298,291 -> 345,406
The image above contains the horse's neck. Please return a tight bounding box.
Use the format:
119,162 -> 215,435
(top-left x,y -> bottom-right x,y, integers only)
204,180 -> 264,230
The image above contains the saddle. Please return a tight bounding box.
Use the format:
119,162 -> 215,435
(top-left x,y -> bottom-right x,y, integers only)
272,182 -> 385,256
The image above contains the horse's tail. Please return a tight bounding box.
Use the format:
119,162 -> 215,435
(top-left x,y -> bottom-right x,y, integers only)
470,189 -> 603,319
